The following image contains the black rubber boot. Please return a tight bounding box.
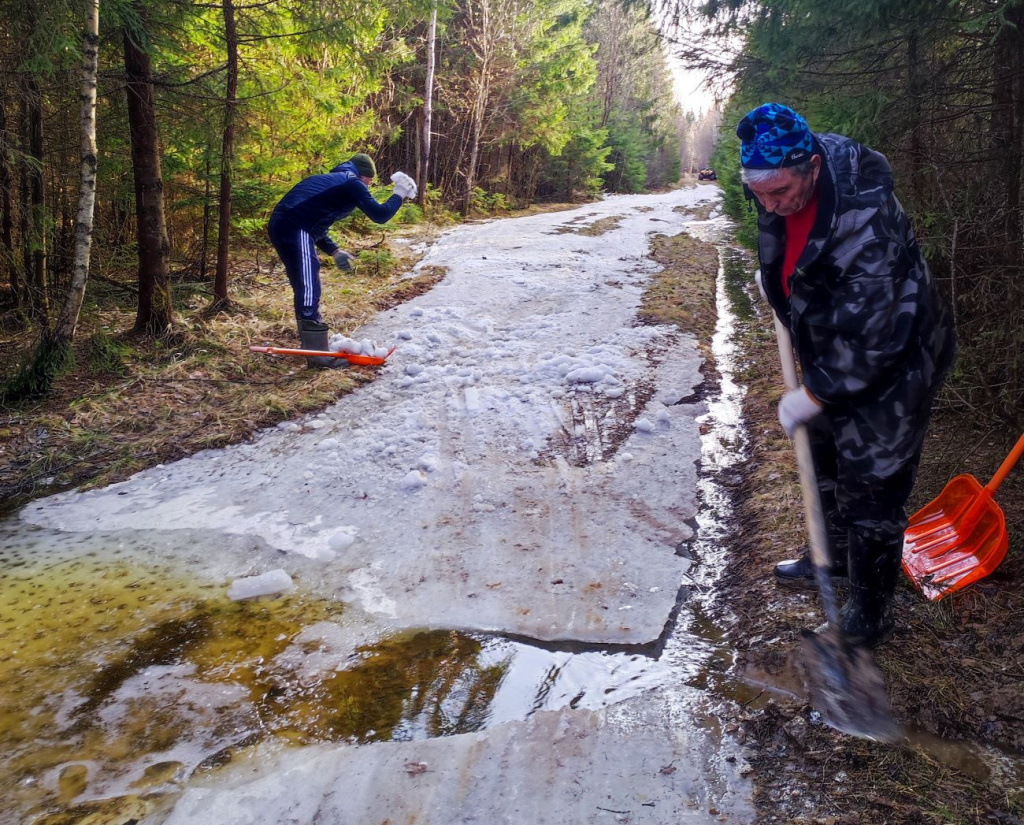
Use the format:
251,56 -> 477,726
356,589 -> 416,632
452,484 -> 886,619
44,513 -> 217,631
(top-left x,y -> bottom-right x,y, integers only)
773,544 -> 848,588
838,531 -> 901,649
298,319 -> 345,369
774,511 -> 849,587
774,488 -> 849,588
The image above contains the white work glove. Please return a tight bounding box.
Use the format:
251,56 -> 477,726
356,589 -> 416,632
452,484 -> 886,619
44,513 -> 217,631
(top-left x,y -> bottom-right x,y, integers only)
333,249 -> 354,271
391,171 -> 417,200
778,386 -> 823,438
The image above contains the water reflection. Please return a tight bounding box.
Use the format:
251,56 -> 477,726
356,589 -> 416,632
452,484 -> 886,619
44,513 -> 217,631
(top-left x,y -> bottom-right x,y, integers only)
664,221 -> 761,703
0,544 -> 674,818
270,629 -> 505,743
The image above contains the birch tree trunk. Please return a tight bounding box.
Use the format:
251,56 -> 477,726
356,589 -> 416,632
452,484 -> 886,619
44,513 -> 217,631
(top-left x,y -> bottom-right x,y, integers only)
462,0 -> 492,215
213,0 -> 238,307
55,0 -> 100,342
417,1 -> 438,208
3,0 -> 100,401
123,6 -> 174,335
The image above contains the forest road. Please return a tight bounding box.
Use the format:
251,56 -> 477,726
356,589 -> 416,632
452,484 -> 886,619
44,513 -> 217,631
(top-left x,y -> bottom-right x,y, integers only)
21,186 -> 757,823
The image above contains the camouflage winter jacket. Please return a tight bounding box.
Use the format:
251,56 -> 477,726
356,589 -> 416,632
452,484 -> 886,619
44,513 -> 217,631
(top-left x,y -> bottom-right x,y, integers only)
753,132 -> 954,408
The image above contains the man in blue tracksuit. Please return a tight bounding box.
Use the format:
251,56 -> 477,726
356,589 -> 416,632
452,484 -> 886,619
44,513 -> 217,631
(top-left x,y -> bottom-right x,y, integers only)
268,152 -> 417,367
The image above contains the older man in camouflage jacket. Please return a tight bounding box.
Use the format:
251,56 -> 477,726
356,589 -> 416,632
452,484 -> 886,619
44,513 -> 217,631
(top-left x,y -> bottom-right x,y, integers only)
737,103 -> 955,647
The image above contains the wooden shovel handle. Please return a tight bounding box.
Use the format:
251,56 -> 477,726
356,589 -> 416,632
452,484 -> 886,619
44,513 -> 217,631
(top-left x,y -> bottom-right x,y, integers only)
772,312 -> 839,624
986,432 -> 1024,493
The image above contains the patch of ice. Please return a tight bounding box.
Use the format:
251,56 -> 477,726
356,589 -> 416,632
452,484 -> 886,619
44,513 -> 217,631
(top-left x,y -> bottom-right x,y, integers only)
227,569 -> 294,601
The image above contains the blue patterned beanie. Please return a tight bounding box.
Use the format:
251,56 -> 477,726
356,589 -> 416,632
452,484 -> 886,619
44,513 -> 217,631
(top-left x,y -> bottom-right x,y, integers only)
736,103 -> 814,169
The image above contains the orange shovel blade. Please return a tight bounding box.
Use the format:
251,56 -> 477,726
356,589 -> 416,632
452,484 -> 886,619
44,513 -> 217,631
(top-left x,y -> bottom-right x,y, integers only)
902,474 -> 1009,601
249,345 -> 395,366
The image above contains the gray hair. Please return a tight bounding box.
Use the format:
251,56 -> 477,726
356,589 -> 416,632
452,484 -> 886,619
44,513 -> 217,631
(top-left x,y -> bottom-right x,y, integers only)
741,159 -> 817,186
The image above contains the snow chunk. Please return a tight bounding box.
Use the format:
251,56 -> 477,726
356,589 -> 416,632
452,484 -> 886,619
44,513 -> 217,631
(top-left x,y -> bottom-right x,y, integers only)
634,418 -> 656,433
328,530 -> 358,551
328,334 -> 386,357
416,455 -> 441,473
399,470 -> 428,491
227,569 -> 294,601
565,367 -> 608,384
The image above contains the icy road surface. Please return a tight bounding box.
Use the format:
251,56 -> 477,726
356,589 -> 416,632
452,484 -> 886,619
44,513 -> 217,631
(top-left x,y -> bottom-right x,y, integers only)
23,190 -> 716,646
16,186 -> 757,824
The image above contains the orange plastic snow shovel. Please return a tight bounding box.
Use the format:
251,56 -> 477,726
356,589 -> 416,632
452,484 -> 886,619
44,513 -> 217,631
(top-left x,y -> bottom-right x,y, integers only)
249,344 -> 396,367
903,432 -> 1024,601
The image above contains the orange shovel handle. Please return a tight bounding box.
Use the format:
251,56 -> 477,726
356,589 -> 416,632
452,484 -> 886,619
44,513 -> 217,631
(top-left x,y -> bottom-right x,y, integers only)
250,345 -> 349,358
986,432 -> 1024,493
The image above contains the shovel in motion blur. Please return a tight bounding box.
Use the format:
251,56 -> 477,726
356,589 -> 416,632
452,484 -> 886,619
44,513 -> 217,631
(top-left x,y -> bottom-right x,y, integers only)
903,432 -> 1024,601
249,344 -> 396,367
771,310 -> 901,743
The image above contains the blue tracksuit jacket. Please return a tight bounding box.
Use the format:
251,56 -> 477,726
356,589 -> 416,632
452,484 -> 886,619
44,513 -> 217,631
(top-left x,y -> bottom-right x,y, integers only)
268,160 -> 404,320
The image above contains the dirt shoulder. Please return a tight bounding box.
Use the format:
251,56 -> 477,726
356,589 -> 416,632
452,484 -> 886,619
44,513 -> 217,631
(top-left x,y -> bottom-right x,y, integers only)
0,221 -> 465,516
717,250 -> 1024,823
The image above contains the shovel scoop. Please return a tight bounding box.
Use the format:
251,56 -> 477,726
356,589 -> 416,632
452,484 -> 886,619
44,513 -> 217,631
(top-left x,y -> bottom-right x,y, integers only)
903,432 -> 1024,601
249,344 -> 396,367
800,627 -> 903,742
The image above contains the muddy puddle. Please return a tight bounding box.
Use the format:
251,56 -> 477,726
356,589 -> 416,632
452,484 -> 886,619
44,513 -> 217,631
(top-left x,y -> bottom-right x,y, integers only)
2,217 -> 775,823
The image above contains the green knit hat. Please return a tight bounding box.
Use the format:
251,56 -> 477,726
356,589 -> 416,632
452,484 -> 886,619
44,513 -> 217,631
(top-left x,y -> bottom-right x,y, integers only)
350,153 -> 376,179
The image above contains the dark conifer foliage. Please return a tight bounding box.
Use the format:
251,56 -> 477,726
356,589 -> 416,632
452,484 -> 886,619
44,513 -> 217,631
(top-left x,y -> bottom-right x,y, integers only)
691,0 -> 1024,425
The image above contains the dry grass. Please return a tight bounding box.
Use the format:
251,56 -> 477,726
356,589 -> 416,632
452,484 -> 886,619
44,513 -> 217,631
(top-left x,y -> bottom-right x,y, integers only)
642,231 -> 719,357
548,213 -> 623,236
